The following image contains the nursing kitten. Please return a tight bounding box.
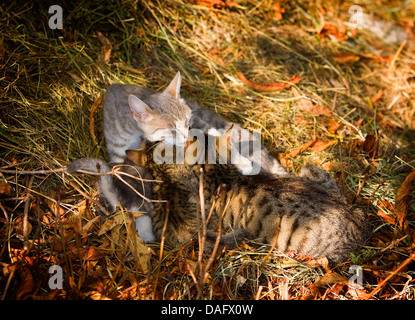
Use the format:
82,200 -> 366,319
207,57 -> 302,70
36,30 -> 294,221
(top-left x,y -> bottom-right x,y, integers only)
103,72 -> 192,163
67,158 -> 155,242
140,132 -> 370,263
103,70 -> 285,175
188,101 -> 288,176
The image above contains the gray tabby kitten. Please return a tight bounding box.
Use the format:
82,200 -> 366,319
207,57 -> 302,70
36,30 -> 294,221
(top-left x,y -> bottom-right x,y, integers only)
104,71 -> 286,175
140,132 -> 370,264
188,101 -> 288,176
67,158 -> 155,242
103,72 -> 192,163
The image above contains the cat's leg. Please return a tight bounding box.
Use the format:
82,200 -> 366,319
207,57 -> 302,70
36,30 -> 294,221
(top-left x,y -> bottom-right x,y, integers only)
135,215 -> 156,242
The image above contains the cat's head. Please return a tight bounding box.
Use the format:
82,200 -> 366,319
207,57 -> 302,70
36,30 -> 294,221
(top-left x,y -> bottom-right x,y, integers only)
128,72 -> 191,147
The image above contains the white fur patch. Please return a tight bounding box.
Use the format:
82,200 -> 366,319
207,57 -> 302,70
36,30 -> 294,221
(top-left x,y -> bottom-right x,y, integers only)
135,215 -> 155,242
207,128 -> 223,136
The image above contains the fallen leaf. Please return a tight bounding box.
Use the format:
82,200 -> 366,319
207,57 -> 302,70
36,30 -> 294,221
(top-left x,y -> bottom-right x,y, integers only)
318,23 -> 348,41
371,89 -> 384,104
309,139 -> 337,152
83,247 -> 107,261
285,139 -> 317,158
96,31 -> 112,65
128,224 -> 150,273
98,213 -> 125,236
82,216 -> 101,236
302,270 -> 349,300
0,181 -> 12,196
377,210 -> 395,224
361,134 -> 378,159
237,71 -> 302,92
325,118 -> 341,133
273,3 -> 285,20
190,0 -> 237,8
394,171 -> 415,231
292,87 -> 331,116
16,267 -> 34,299
334,52 -> 361,64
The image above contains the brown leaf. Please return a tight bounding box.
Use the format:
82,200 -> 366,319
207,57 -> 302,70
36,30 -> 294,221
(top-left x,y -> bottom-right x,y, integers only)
0,181 -> 12,196
361,134 -> 378,159
96,31 -> 112,65
128,224 -> 150,273
394,171 -> 415,231
16,267 -> 34,299
302,270 -> 348,300
285,139 -> 317,159
83,247 -> 107,261
318,23 -> 348,41
237,71 -> 302,92
309,139 -> 337,153
292,87 -> 331,116
325,118 -> 341,133
334,52 -> 360,64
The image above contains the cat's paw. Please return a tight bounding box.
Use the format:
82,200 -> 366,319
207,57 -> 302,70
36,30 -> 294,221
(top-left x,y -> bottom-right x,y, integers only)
135,215 -> 156,242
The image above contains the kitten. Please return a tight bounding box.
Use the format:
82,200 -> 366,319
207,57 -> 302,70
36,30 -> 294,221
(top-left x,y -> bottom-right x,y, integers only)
103,71 -> 286,175
103,72 -> 192,163
187,101 -> 288,176
67,158 -> 155,242
140,132 -> 370,264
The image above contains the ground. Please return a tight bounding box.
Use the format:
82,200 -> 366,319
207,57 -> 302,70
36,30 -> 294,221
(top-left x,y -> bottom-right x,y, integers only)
0,0 -> 414,300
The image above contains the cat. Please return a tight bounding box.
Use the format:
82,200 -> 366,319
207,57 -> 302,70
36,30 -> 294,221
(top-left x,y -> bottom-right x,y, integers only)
67,157 -> 156,242
187,101 -> 288,176
103,71 -> 287,175
103,72 -> 192,163
137,130 -> 370,264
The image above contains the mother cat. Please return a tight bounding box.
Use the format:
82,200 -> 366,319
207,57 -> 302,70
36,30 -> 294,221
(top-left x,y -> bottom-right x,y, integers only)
134,130 -> 370,264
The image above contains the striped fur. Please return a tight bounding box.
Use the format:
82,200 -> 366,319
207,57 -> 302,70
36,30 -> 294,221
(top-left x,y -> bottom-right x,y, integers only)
144,138 -> 370,264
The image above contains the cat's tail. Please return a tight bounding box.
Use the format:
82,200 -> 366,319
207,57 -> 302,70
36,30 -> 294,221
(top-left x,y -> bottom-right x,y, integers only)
67,158 -> 118,212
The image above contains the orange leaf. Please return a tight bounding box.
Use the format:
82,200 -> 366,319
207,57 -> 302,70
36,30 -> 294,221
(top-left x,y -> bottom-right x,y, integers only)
394,171 -> 415,231
190,0 -> 237,8
285,139 -> 317,159
292,87 -> 331,116
273,3 -> 285,20
371,89 -> 384,104
309,139 -> 337,152
318,23 -> 348,41
325,118 -> 341,133
377,210 -> 395,224
237,71 -> 302,92
334,52 -> 360,64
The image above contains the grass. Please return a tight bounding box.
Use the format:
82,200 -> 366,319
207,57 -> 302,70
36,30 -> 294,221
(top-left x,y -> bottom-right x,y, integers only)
1,0 -> 415,300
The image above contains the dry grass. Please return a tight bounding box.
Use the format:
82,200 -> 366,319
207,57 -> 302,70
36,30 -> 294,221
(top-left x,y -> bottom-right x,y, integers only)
1,0 -> 415,300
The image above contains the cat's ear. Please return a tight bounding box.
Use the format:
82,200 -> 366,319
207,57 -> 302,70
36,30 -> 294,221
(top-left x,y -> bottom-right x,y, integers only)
128,94 -> 155,123
163,71 -> 181,98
